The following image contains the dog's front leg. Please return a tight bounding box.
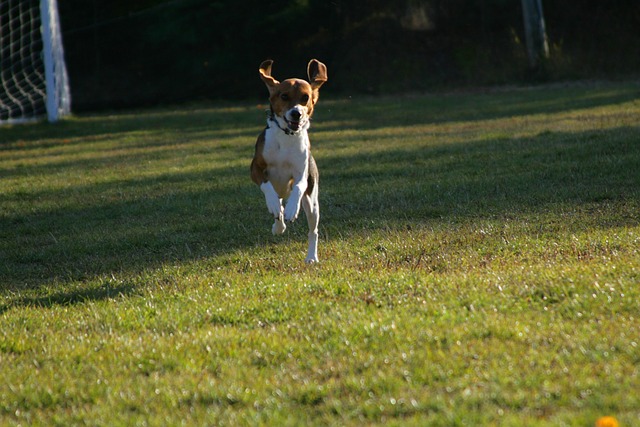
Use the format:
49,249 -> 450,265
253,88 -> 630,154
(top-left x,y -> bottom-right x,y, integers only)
261,181 -> 283,218
284,148 -> 309,222
261,181 -> 287,235
284,176 -> 307,222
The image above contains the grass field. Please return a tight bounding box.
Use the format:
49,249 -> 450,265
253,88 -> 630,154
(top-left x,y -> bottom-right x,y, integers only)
1,82 -> 639,426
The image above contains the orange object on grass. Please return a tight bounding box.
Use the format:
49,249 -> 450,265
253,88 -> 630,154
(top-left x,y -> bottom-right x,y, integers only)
595,416 -> 619,427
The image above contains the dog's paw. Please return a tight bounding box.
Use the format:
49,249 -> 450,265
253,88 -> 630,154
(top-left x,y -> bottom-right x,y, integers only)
284,201 -> 300,222
267,199 -> 283,218
272,217 -> 286,235
305,255 -> 319,264
261,183 -> 282,218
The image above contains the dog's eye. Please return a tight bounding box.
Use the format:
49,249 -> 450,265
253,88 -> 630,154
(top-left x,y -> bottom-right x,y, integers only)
301,94 -> 309,103
280,93 -> 289,101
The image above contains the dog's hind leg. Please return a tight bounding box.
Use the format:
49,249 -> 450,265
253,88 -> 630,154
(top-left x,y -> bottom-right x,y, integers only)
302,191 -> 319,263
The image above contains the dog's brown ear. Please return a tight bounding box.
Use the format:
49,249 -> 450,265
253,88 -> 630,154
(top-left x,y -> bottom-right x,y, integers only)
307,59 -> 327,91
259,60 -> 279,95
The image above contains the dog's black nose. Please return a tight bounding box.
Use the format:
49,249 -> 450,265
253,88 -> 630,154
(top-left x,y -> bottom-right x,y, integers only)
290,110 -> 301,120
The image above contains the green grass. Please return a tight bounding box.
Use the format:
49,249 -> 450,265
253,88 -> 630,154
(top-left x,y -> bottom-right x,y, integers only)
1,82 -> 639,426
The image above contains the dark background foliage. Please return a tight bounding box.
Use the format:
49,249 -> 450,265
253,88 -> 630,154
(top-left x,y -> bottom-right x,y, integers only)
58,0 -> 640,111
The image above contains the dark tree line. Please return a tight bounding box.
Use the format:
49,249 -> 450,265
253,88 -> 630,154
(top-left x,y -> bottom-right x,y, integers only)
57,0 -> 640,111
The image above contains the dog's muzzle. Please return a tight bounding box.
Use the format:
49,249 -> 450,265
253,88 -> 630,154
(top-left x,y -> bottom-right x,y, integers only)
286,107 -> 306,132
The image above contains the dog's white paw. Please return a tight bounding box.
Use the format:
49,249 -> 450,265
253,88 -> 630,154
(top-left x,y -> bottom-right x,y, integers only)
267,199 -> 282,218
305,255 -> 319,264
284,201 -> 300,222
261,182 -> 282,218
272,217 -> 286,235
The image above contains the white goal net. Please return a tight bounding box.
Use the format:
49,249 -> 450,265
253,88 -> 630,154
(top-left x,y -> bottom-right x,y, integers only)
0,0 -> 70,124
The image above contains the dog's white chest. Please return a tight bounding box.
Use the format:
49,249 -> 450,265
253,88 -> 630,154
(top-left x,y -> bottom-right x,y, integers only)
263,127 -> 309,197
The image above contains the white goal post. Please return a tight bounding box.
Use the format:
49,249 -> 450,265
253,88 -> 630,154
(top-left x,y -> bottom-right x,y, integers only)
0,0 -> 71,124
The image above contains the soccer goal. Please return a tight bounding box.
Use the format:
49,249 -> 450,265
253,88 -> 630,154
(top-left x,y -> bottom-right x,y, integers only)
0,0 -> 70,124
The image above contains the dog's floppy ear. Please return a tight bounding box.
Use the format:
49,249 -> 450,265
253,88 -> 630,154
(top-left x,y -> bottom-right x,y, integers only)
307,59 -> 327,91
259,59 -> 279,95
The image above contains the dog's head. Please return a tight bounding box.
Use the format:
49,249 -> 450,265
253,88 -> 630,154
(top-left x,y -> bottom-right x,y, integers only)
259,59 -> 327,133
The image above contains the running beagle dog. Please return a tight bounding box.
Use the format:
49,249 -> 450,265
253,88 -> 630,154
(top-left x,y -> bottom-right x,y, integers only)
250,59 -> 327,263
